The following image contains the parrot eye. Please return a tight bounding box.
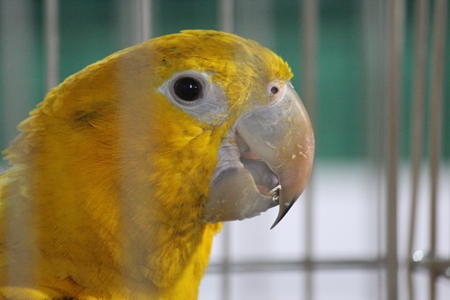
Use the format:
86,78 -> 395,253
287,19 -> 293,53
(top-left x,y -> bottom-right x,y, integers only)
159,70 -> 229,124
161,71 -> 212,107
174,77 -> 202,101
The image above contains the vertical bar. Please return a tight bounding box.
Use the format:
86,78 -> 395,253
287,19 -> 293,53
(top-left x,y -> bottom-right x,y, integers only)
219,0 -> 233,33
140,0 -> 152,41
385,0 -> 404,299
428,0 -> 447,298
133,0 -> 152,43
116,0 -> 133,47
301,0 -> 318,299
0,0 -> 36,288
218,2 -> 234,298
362,0 -> 387,295
302,1 -> 318,119
233,0 -> 274,46
407,0 -> 429,299
0,0 -> 36,143
44,0 -> 59,91
220,225 -> 231,300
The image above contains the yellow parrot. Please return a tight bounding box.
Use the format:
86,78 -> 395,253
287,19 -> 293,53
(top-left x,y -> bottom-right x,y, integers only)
0,30 -> 314,299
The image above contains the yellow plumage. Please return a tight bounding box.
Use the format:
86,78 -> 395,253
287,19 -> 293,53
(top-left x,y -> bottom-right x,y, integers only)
0,30 -> 312,299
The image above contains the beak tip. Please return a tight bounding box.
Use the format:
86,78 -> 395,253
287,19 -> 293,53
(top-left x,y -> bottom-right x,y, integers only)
270,197 -> 297,229
270,220 -> 280,230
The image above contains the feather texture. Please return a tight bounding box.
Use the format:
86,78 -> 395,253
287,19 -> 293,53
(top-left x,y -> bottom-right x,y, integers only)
0,30 -> 293,299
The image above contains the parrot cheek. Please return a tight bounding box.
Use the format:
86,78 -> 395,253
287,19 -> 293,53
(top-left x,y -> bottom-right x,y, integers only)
202,84 -> 314,228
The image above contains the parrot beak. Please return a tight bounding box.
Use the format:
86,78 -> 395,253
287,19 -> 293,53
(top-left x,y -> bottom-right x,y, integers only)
202,83 -> 314,228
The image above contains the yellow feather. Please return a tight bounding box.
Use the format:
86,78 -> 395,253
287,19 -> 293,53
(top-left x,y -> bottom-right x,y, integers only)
0,30 -> 292,299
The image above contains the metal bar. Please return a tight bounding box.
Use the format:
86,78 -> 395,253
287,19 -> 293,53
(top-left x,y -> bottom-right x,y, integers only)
208,257 -> 450,274
428,0 -> 447,298
44,0 -> 59,91
220,224 -> 231,300
376,1 -> 388,296
301,1 -> 318,121
218,2 -> 234,298
362,0 -> 388,297
207,258 -> 384,274
301,0 -> 318,299
219,0 -> 233,33
407,0 -> 429,299
0,0 -> 36,288
0,1 -> 36,145
118,1 -> 153,292
133,0 -> 152,43
140,0 -> 152,41
385,0 -> 405,298
413,255 -> 450,277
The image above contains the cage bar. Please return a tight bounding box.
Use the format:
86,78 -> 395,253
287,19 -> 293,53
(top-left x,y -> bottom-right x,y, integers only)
407,0 -> 429,299
219,0 -> 234,33
428,0 -> 448,298
44,0 -> 59,91
218,2 -> 234,299
301,0 -> 319,299
385,0 -> 405,299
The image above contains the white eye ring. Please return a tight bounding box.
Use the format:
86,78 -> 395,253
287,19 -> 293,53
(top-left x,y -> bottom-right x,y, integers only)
267,81 -> 287,105
159,70 -> 229,125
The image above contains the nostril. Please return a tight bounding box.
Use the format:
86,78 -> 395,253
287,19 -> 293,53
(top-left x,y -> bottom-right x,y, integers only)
270,86 -> 279,95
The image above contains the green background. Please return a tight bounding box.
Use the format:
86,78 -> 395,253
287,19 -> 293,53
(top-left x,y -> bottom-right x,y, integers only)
0,0 -> 449,160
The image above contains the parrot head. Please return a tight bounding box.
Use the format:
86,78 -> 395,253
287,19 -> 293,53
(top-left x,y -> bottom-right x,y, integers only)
147,30 -> 315,228
0,30 -> 315,297
6,30 -> 314,233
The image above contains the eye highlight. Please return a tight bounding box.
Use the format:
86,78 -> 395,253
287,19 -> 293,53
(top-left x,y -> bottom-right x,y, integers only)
174,77 -> 202,101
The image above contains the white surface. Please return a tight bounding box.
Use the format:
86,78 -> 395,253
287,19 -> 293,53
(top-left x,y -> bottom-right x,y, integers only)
200,161 -> 450,300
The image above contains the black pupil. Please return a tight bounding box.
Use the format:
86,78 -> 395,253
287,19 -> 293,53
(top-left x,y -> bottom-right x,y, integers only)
174,77 -> 201,101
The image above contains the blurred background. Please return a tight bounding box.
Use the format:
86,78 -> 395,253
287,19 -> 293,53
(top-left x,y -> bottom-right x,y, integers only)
0,0 -> 449,299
